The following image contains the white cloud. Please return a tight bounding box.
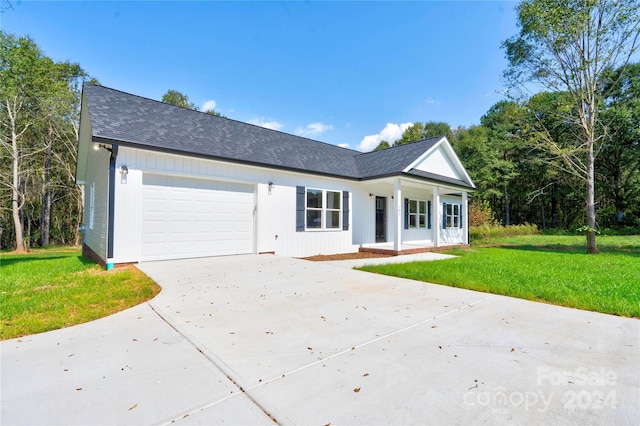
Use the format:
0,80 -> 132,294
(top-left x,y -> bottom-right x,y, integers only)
202,100 -> 217,112
357,122 -> 413,152
338,143 -> 350,149
425,97 -> 440,105
295,122 -> 333,138
248,117 -> 284,131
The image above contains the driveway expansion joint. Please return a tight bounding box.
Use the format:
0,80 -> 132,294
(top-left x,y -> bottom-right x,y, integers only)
147,301 -> 282,425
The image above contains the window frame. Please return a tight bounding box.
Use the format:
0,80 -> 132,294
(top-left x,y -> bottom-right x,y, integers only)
407,198 -> 428,229
305,188 -> 342,231
445,203 -> 461,228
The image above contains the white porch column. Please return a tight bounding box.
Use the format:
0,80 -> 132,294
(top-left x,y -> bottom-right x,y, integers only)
462,191 -> 469,245
393,179 -> 402,251
433,186 -> 440,248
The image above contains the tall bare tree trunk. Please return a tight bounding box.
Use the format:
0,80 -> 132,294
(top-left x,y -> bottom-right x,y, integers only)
586,141 -> 598,254
40,126 -> 53,246
9,103 -> 26,252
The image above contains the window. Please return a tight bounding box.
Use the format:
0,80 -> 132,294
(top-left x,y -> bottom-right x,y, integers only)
444,203 -> 462,228
89,182 -> 95,230
306,188 -> 341,230
407,198 -> 429,229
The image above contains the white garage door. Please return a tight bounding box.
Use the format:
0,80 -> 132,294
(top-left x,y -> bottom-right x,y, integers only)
141,174 -> 254,261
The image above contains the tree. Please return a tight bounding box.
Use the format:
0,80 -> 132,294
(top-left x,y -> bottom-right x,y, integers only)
395,122 -> 424,146
394,121 -> 453,146
0,33 -> 42,252
374,140 -> 390,151
204,108 -> 222,117
422,121 -> 454,141
480,101 -> 525,225
503,0 -> 640,253
1,31 -> 88,250
161,89 -> 197,110
598,63 -> 640,225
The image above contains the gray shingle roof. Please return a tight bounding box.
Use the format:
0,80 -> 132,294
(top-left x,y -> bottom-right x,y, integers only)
354,137 -> 441,178
83,84 -> 473,188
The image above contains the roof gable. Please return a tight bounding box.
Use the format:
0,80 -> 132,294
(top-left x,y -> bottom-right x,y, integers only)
403,137 -> 475,188
354,137 -> 441,178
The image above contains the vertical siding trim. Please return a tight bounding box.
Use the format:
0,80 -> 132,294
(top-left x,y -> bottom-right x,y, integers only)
442,202 -> 447,229
404,198 -> 409,230
107,145 -> 118,259
342,191 -> 349,231
296,186 -> 305,232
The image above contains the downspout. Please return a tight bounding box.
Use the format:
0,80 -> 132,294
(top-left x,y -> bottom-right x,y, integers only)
107,145 -> 119,269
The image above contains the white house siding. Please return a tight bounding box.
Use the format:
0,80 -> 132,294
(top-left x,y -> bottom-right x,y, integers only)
82,145 -> 111,261
111,147 -> 359,262
413,146 -> 461,180
440,195 -> 465,244
401,186 -> 435,243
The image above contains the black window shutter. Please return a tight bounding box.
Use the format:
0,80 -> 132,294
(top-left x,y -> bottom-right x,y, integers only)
296,186 -> 305,232
428,200 -> 432,229
442,202 -> 447,229
342,191 -> 349,231
459,203 -> 463,228
404,198 -> 409,229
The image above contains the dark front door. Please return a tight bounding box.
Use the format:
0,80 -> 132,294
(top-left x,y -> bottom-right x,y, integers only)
375,196 -> 386,242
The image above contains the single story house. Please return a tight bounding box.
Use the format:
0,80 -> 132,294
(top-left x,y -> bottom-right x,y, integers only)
76,84 -> 475,268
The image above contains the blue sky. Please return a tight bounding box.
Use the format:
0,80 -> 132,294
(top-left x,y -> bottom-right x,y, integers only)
2,0 -> 519,150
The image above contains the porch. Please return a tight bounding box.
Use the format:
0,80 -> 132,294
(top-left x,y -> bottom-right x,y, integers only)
359,241 -> 467,256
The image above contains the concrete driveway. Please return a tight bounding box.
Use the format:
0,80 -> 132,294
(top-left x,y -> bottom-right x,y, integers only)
1,255 -> 638,425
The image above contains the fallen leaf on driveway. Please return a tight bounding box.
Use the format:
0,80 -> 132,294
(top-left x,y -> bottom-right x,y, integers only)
353,387 -> 361,393
128,403 -> 137,411
76,388 -> 82,391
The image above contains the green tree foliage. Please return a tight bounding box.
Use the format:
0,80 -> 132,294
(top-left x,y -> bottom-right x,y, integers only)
598,63 -> 640,226
373,140 -> 390,151
502,0 -> 640,253
395,121 -> 453,146
0,31 -> 88,250
161,89 -> 198,110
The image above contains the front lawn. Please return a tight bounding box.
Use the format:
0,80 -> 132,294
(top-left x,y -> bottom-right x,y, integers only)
0,247 -> 160,340
359,235 -> 640,317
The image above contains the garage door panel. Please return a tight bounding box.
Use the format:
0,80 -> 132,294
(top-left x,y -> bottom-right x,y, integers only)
141,174 -> 255,261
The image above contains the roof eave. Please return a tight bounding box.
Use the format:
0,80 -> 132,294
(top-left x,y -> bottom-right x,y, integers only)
92,136 -> 362,182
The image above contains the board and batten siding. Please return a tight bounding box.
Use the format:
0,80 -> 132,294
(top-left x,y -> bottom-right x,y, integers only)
413,146 -> 460,180
111,147 -> 359,262
440,195 -> 465,244
82,145 -> 111,261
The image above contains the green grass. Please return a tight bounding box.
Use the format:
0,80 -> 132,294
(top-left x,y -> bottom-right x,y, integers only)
359,235 -> 640,317
0,247 -> 161,340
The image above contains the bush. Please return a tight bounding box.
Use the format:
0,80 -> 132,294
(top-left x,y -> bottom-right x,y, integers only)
470,223 -> 539,242
468,199 -> 498,226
